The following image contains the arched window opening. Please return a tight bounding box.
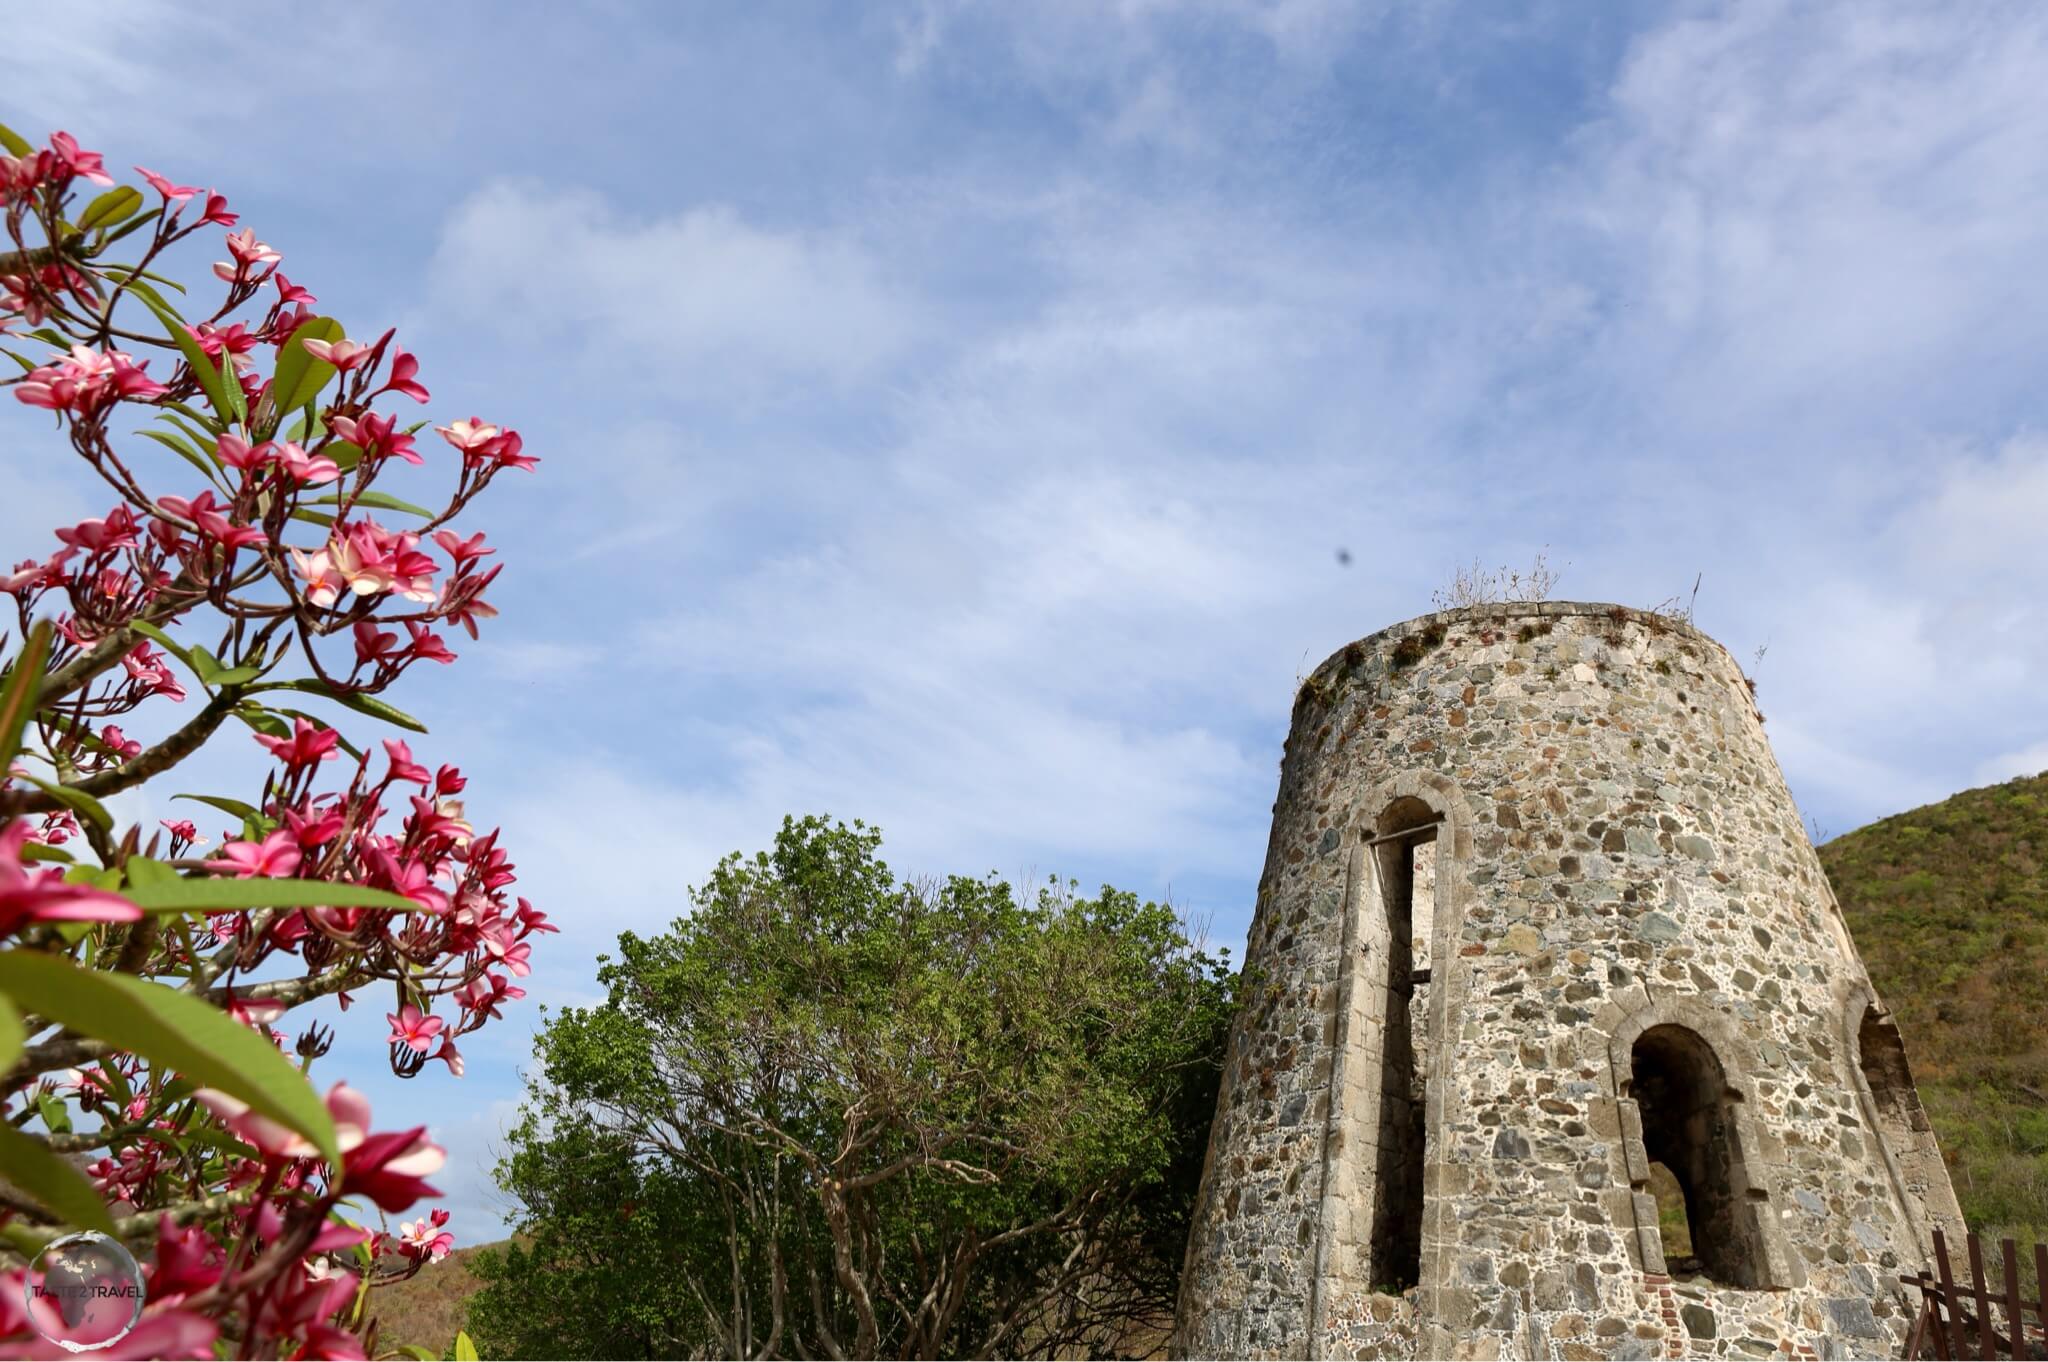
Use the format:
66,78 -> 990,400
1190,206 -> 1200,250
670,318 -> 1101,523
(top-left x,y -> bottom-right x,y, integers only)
1855,1000 -> 1960,1246
1858,1005 -> 1920,1135
1364,797 -> 1438,1293
1630,1025 -> 1768,1287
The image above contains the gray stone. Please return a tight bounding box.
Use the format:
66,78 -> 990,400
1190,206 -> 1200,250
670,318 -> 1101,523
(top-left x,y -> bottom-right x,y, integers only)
1681,1303 -> 1715,1339
1635,911 -> 1682,943
1825,1298 -> 1882,1338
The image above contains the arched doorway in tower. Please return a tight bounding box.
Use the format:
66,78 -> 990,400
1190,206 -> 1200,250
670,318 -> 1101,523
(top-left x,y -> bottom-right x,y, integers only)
1629,1024 -> 1770,1288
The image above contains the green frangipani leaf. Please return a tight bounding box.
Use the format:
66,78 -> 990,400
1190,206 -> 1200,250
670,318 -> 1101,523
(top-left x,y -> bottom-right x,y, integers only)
118,864 -> 422,914
138,427 -> 230,491
311,490 -> 435,519
251,680 -> 428,735
173,793 -> 261,824
18,774 -> 113,832
76,185 -> 143,232
0,996 -> 22,1073
99,264 -> 186,296
139,294 -> 236,425
99,206 -> 162,247
0,620 -> 53,771
0,1122 -> 114,1233
0,950 -> 339,1166
269,317 -> 344,425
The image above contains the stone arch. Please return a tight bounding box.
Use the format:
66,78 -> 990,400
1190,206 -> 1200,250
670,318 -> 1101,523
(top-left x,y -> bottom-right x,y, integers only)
1603,994 -> 1805,1289
1309,771 -> 1475,1355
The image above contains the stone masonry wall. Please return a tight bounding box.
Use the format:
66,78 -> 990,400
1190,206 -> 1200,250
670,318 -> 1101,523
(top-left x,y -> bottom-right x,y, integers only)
1174,603 -> 1962,1361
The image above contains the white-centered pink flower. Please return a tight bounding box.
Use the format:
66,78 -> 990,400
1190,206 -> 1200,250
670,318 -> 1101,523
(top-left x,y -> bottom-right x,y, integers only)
289,545 -> 345,608
398,1215 -> 455,1262
212,228 -> 280,281
300,337 -> 375,372
434,418 -> 497,455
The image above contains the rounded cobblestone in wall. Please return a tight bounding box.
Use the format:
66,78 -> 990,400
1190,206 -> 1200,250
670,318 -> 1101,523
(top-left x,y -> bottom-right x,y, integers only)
1173,603 -> 1963,1361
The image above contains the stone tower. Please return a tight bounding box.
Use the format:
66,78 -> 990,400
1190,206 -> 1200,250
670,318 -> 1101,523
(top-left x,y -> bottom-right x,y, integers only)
1175,603 -> 1963,1361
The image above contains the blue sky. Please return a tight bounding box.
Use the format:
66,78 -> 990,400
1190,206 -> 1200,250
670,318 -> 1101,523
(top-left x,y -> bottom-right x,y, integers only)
6,0 -> 2047,1238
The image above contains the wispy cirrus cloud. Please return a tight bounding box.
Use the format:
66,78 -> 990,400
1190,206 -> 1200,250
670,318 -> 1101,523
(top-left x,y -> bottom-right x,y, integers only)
429,182 -> 924,397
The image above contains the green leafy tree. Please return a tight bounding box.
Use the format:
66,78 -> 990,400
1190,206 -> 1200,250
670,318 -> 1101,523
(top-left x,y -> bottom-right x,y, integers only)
469,816 -> 1234,1360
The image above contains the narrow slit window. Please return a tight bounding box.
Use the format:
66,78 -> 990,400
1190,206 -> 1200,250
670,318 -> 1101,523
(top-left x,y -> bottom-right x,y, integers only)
1364,799 -> 1437,1293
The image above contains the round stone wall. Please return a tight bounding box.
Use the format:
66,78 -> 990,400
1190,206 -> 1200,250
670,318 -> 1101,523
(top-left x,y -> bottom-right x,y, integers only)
1174,603 -> 1962,1361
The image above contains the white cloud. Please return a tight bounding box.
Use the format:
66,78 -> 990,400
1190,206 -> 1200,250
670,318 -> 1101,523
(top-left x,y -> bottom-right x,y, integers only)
472,639 -> 603,684
1976,739 -> 2048,787
425,1098 -> 526,1240
429,182 -> 921,396
1573,2 -> 2048,429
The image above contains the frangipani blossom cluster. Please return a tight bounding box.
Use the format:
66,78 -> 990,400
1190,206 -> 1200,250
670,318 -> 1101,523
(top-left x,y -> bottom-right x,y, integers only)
0,128 -> 545,1359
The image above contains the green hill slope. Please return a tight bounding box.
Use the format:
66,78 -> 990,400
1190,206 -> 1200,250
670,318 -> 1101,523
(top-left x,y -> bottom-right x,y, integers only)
1821,770 -> 2048,1243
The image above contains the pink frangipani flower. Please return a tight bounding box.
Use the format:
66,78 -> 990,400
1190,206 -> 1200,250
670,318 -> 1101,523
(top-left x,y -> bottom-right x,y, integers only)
379,349 -> 429,403
253,717 -> 340,770
160,818 -> 203,845
212,227 -> 280,282
136,166 -> 199,202
299,337 -> 375,371
434,417 -> 496,455
0,820 -> 139,936
216,830 -> 302,879
385,1005 -> 443,1054
431,1036 -> 463,1078
192,1081 -> 371,1162
273,440 -> 339,484
48,131 -> 114,185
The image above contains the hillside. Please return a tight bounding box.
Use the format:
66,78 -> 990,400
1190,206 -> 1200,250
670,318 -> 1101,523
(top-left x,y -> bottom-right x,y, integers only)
1822,769 -> 2048,1245
366,1241 -> 496,1358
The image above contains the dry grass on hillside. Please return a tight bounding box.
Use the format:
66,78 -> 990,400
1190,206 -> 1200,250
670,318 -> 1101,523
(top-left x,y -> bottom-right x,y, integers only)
363,1241 -> 499,1359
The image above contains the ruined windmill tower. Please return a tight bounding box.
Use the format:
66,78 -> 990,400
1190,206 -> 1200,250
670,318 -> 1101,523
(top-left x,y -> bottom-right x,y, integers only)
1176,603 -> 1963,1361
